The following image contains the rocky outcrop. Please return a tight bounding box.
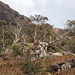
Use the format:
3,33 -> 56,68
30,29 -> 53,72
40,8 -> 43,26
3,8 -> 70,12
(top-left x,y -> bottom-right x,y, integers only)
31,41 -> 48,58
47,59 -> 75,73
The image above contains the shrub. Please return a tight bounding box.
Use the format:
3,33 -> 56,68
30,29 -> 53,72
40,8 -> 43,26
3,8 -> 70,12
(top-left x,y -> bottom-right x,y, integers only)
12,44 -> 23,57
21,46 -> 43,75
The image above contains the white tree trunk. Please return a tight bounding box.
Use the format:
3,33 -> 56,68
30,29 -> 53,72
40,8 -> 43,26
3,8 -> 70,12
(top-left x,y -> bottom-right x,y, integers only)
34,26 -> 37,42
2,26 -> 5,51
49,36 -> 52,44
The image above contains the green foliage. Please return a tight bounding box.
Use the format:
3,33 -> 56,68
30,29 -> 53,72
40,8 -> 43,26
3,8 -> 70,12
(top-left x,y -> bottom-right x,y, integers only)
60,37 -> 75,53
0,25 -> 14,51
67,20 -> 75,36
0,20 -> 7,25
30,14 -> 48,25
12,44 -> 23,57
28,38 -> 34,43
0,40 -> 3,53
21,46 -> 43,75
0,20 -> 14,52
21,59 -> 42,75
69,37 -> 75,53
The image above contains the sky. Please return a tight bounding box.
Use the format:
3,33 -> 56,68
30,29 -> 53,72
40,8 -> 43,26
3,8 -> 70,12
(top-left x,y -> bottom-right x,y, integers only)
0,0 -> 75,29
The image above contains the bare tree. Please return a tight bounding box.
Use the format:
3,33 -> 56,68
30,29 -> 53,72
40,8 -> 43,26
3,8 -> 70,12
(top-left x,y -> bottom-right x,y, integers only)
52,28 -> 72,44
8,19 -> 25,46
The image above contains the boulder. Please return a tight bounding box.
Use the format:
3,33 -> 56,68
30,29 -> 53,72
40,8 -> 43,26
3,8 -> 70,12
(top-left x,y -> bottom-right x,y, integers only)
51,52 -> 63,56
39,45 -> 47,58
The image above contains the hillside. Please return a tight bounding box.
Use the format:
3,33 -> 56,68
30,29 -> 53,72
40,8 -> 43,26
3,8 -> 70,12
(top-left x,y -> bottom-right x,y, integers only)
0,1 -> 75,75
0,1 -> 28,23
53,27 -> 67,36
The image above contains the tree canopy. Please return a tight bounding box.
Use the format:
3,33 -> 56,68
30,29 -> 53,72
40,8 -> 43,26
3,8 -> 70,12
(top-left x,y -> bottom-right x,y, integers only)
0,20 -> 7,25
67,20 -> 75,36
30,14 -> 48,25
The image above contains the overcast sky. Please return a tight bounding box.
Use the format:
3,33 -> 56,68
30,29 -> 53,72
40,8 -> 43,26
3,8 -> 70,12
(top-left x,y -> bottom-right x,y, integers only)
0,0 -> 75,29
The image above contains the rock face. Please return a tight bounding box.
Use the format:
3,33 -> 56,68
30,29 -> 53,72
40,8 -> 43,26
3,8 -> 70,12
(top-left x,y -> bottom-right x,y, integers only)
0,1 -> 27,23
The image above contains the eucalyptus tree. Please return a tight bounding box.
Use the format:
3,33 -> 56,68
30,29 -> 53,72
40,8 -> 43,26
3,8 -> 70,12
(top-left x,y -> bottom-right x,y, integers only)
8,18 -> 26,46
30,14 -> 48,42
66,20 -> 75,36
0,20 -> 7,51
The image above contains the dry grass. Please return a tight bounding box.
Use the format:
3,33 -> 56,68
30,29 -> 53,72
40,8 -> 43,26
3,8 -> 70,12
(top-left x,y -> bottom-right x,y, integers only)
0,54 -> 75,75
41,54 -> 75,75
